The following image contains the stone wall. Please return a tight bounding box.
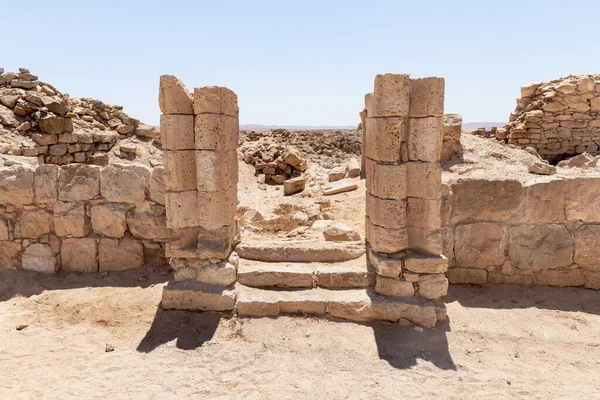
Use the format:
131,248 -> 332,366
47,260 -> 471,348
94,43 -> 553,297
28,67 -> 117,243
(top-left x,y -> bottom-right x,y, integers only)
0,162 -> 166,273
505,74 -> 600,162
363,74 -> 449,301
443,175 -> 600,289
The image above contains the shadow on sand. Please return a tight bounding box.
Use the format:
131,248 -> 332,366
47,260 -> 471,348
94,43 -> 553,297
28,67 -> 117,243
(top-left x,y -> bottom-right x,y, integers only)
136,308 -> 222,352
446,282 -> 600,316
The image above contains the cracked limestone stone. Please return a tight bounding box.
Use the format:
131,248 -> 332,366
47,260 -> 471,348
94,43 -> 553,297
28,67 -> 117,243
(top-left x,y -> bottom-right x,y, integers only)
91,203 -> 128,238
54,201 -> 89,238
22,243 -> 56,273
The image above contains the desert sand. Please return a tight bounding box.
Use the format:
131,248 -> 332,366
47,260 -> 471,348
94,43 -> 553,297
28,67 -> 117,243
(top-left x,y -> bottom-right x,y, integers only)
1,267 -> 598,399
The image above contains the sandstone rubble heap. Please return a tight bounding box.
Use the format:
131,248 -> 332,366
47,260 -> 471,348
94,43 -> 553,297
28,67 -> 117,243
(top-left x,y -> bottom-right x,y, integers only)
0,68 -> 158,165
505,74 -> 600,161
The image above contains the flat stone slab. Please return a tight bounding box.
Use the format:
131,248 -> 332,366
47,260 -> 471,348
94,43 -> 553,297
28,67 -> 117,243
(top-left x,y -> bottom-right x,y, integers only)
235,284 -> 438,328
161,281 -> 236,311
236,240 -> 365,263
323,178 -> 359,196
237,255 -> 374,288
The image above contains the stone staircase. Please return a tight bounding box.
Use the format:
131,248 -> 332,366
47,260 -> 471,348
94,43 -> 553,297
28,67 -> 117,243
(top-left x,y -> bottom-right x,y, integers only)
162,240 -> 447,328
234,240 -> 445,328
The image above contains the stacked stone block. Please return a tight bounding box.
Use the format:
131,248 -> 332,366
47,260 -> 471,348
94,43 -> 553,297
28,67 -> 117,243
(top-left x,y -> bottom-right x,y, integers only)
364,74 -> 448,300
159,75 -> 240,311
443,176 -> 600,290
0,163 -> 166,274
505,74 -> 600,162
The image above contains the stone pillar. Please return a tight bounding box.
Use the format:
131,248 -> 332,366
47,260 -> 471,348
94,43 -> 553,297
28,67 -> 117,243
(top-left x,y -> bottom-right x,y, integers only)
365,74 -> 449,301
159,75 -> 240,311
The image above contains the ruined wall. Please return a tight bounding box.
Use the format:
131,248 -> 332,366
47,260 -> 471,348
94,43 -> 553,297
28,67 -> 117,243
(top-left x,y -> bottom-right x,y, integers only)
505,75 -> 600,161
0,163 -> 166,273
0,68 -> 159,165
443,176 -> 600,289
364,74 -> 449,301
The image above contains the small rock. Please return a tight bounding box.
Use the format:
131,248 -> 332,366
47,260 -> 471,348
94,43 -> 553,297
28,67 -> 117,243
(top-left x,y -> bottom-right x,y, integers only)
283,176 -> 305,196
323,221 -> 360,241
346,158 -> 360,178
328,166 -> 347,182
105,343 -> 115,352
16,324 -> 28,331
243,209 -> 264,222
528,161 -> 556,175
322,211 -> 335,220
120,143 -> 138,154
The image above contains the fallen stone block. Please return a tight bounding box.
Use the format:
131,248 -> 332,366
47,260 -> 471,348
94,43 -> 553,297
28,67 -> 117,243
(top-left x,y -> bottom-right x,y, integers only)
323,178 -> 358,196
283,176 -> 305,196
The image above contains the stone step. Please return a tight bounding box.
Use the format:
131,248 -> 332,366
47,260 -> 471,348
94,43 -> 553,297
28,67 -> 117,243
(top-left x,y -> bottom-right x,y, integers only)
235,284 -> 442,328
236,240 -> 365,263
161,280 -> 236,311
237,255 -> 375,289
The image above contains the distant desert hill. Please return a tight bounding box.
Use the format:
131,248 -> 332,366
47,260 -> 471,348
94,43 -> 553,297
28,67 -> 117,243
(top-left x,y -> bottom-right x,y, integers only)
240,124 -> 356,132
462,122 -> 507,132
240,122 -> 508,132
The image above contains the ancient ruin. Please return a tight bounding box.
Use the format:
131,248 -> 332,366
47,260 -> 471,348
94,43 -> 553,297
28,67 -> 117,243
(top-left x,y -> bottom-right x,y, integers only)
505,74 -> 600,162
0,68 -> 599,331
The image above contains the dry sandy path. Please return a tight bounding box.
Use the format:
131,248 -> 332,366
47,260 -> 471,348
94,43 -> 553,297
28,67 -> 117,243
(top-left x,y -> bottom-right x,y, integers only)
1,269 -> 599,399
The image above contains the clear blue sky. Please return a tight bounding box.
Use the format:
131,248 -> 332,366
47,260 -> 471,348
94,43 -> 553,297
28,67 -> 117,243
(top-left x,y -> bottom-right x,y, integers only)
3,0 -> 600,126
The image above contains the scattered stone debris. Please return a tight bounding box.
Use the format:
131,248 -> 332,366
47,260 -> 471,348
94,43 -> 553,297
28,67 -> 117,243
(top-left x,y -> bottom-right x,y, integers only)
529,161 -> 556,175
557,152 -> 600,168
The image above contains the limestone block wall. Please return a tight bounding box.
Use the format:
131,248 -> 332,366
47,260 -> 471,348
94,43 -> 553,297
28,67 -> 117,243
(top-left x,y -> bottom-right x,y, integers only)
505,74 -> 600,161
0,163 -> 167,273
159,75 -> 240,310
364,74 -> 449,301
443,176 -> 600,289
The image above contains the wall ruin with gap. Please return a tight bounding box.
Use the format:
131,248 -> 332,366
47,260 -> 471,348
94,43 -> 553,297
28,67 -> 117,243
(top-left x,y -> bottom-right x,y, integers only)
0,163 -> 166,273
505,74 -> 600,162
443,175 -> 600,289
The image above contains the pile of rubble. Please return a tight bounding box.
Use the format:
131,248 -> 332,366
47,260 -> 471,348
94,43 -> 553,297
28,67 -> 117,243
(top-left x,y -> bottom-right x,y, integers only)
505,74 -> 600,161
0,68 -> 159,165
240,142 -> 307,185
240,129 -> 361,168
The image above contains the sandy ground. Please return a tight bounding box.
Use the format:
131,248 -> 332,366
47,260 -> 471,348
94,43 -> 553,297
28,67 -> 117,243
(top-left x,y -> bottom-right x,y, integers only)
1,268 -> 599,399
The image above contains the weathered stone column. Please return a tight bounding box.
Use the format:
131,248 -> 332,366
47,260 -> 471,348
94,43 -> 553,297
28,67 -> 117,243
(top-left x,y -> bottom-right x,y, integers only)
365,74 -> 448,301
159,75 -> 240,311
